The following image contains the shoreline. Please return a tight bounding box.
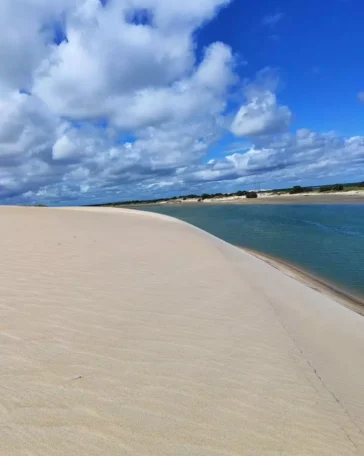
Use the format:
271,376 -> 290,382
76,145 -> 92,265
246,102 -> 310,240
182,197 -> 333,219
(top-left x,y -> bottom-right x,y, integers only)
117,191 -> 364,207
241,246 -> 364,317
215,193 -> 364,205
133,205 -> 364,317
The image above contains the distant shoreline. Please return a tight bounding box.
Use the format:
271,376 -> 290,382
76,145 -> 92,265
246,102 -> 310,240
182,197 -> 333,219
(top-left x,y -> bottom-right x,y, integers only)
216,193 -> 364,205
114,191 -> 364,207
241,246 -> 364,317
220,193 -> 364,205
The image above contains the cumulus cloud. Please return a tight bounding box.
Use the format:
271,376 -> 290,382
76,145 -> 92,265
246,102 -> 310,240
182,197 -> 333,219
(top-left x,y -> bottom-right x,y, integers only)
33,0 -> 231,125
0,0 -> 235,202
230,70 -> 292,138
0,0 -> 82,95
52,135 -> 80,161
0,0 -> 362,204
0,92 -> 58,197
183,129 -> 364,187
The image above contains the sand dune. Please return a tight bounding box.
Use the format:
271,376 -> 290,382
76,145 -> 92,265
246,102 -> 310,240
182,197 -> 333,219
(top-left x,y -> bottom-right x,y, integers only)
1,206 -> 364,455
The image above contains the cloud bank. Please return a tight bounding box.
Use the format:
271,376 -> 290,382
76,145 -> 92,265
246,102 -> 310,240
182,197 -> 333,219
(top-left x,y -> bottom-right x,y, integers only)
0,0 -> 362,204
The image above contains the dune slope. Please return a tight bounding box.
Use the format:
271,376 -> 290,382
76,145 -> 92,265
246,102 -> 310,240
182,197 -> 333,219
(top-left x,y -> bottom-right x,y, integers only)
1,206 -> 364,455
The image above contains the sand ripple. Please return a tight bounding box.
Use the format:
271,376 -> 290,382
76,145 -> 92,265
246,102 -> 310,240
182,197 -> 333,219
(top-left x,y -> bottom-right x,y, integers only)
0,207 -> 364,454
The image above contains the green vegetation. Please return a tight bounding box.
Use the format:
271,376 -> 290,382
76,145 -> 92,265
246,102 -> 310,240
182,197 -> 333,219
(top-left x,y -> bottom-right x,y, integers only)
338,181 -> 364,190
319,184 -> 344,192
246,191 -> 258,199
289,185 -> 313,194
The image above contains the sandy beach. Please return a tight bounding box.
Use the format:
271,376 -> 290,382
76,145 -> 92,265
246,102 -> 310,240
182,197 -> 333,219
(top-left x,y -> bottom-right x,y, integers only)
237,192 -> 364,205
237,192 -> 364,204
120,191 -> 364,207
1,206 -> 364,455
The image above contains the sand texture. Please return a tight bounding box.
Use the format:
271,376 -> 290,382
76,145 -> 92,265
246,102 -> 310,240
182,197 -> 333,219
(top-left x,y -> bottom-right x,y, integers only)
1,206 -> 364,455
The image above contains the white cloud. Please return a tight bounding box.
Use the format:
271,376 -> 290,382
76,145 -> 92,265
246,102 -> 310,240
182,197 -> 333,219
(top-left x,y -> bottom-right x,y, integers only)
231,91 -> 291,137
110,42 -> 234,130
0,0 -> 74,94
52,135 -> 79,161
230,70 -> 292,137
358,92 -> 364,103
0,92 -> 57,162
33,0 -> 231,125
0,0 -> 362,204
183,129 -> 364,187
0,0 -> 235,202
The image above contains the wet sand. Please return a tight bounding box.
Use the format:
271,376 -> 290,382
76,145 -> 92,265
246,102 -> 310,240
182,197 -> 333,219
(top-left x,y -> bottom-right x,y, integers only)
1,206 -> 364,455
242,247 -> 364,317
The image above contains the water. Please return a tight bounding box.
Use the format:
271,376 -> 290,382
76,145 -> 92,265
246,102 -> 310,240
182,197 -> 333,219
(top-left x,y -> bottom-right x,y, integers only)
139,204 -> 364,298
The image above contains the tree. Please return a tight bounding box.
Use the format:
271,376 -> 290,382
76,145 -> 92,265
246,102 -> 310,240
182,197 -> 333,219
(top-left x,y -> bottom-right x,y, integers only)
332,184 -> 344,191
246,191 -> 258,199
319,186 -> 330,192
289,186 -> 303,194
290,185 -> 313,194
320,184 -> 343,192
201,193 -> 211,200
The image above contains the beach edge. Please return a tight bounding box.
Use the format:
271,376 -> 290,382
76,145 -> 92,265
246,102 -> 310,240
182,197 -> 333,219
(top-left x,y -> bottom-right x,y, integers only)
241,246 -> 364,317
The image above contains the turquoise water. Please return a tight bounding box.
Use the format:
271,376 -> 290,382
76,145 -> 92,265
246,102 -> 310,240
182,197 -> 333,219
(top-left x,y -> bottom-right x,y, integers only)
139,204 -> 364,298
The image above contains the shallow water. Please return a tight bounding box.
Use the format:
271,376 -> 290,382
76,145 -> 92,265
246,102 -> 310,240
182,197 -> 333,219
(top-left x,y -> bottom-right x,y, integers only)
139,204 -> 364,298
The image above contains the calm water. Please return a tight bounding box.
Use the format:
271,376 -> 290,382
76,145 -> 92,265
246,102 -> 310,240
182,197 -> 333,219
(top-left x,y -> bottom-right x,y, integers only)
139,204 -> 364,298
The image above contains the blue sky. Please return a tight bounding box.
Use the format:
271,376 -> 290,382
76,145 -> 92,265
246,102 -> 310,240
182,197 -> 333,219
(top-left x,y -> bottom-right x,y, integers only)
200,0 -> 364,134
200,0 -> 364,135
0,0 -> 363,205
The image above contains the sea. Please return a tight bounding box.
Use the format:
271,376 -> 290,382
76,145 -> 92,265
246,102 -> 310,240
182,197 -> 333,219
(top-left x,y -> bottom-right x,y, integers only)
139,204 -> 364,299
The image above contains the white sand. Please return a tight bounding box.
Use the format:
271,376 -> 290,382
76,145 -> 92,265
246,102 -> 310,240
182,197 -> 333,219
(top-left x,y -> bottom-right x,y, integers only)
1,206 -> 364,455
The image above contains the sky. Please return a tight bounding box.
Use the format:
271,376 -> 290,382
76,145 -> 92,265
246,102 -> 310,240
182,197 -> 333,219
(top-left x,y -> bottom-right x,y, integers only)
0,0 -> 363,205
